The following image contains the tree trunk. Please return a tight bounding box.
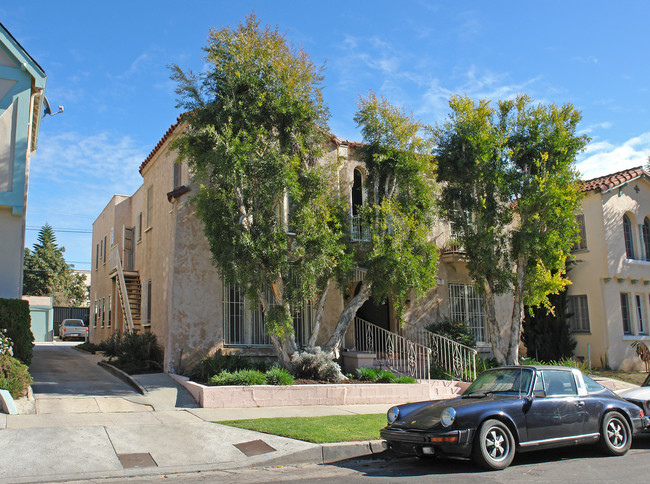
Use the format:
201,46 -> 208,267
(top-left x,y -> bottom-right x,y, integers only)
483,282 -> 507,365
506,255 -> 527,365
308,283 -> 330,347
323,281 -> 372,357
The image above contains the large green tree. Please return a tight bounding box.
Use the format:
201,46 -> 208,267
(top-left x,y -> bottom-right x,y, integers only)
170,14 -> 348,363
434,95 -> 589,365
323,93 -> 440,353
23,224 -> 88,307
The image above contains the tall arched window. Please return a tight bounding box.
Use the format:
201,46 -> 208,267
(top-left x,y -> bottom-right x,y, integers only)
623,214 -> 635,259
351,168 -> 363,215
643,217 -> 650,261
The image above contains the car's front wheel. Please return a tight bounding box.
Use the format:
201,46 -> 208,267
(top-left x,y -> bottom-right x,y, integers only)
599,411 -> 631,456
472,419 -> 515,470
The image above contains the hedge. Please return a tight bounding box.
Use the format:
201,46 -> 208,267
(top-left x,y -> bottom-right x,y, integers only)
0,298 -> 34,365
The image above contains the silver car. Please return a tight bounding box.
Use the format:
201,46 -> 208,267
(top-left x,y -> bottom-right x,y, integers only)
619,373 -> 650,431
59,319 -> 88,341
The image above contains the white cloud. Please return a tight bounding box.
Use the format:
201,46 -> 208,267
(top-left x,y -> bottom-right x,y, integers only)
579,121 -> 613,135
576,132 -> 650,179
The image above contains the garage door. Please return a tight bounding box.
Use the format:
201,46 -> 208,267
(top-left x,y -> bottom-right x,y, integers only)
31,309 -> 51,342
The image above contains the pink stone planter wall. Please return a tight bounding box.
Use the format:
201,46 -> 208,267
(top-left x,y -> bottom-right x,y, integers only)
169,374 -> 470,408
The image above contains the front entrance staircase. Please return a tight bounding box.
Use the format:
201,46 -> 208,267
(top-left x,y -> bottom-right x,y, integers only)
353,317 -> 477,383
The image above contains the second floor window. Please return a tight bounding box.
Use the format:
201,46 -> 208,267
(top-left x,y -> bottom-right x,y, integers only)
643,217 -> 650,261
173,162 -> 182,190
623,214 -> 635,259
572,214 -> 587,251
146,186 -> 153,230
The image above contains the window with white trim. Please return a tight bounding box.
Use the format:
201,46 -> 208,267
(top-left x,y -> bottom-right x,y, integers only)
137,212 -> 143,242
173,162 -> 182,190
621,293 -> 632,335
635,294 -> 647,335
448,283 -> 485,343
572,214 -> 587,251
623,215 -> 635,259
643,217 -> 650,261
567,295 -> 590,333
107,295 -> 112,328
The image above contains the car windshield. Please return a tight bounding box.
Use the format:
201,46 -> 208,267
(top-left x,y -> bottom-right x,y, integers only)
463,368 -> 534,396
64,320 -> 85,327
643,373 -> 650,387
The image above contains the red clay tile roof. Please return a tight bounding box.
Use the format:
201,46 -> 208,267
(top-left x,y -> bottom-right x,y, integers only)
580,166 -> 646,193
138,117 -> 182,174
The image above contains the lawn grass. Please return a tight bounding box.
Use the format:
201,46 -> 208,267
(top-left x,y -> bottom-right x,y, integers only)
218,414 -> 386,443
589,369 -> 648,386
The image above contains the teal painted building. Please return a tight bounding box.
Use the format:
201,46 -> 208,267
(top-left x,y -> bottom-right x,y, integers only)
0,23 -> 47,299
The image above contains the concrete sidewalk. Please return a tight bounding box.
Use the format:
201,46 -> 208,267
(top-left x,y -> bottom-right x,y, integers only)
0,371 -> 389,484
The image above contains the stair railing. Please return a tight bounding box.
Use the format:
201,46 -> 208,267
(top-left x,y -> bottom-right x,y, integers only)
353,317 -> 431,381
110,244 -> 134,333
402,327 -> 477,381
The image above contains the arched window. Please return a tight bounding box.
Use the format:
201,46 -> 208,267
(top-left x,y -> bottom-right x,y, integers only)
643,217 -> 650,261
351,168 -> 363,216
623,214 -> 635,259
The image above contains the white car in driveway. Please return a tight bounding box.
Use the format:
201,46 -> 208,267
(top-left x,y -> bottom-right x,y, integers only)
59,319 -> 88,341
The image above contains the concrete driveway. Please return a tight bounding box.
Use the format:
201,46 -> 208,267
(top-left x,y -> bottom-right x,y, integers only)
29,342 -> 138,398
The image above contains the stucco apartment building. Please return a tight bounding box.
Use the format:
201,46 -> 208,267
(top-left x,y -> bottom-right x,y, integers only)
0,23 -> 47,299
90,119 -> 492,373
568,167 -> 650,371
90,115 -> 649,373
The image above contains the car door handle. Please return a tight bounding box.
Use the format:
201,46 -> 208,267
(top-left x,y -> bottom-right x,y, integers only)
576,401 -> 585,408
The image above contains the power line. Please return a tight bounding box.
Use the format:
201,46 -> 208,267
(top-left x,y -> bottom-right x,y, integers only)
26,226 -> 92,234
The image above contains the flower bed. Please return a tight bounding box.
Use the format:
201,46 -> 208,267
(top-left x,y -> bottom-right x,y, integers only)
170,374 -> 470,408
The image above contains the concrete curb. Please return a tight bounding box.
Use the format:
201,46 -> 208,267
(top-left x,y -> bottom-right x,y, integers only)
254,439 -> 386,467
97,361 -> 148,395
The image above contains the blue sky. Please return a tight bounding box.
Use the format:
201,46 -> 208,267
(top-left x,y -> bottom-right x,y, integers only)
3,1 -> 650,270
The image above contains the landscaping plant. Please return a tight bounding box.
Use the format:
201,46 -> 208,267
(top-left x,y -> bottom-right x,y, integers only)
290,347 -> 346,382
0,354 -> 32,399
0,298 -> 34,365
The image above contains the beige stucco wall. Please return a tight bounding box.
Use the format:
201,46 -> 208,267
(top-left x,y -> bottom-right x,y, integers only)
569,179 -> 650,370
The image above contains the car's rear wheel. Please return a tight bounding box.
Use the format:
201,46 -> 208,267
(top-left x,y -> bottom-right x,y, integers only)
599,411 -> 631,456
472,419 -> 515,470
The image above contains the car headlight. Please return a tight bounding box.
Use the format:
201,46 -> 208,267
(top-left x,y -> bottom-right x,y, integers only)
387,406 -> 400,425
440,407 -> 455,428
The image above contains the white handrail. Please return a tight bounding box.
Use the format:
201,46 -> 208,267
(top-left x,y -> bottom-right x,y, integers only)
354,317 -> 431,381
402,326 -> 477,381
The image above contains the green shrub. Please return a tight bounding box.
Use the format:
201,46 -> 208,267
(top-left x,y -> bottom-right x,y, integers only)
0,298 -> 34,365
426,317 -> 476,349
375,370 -> 397,383
356,367 -> 379,381
117,332 -> 163,366
208,369 -> 267,386
395,376 -> 417,384
98,332 -> 123,359
189,352 -> 262,382
265,366 -> 295,385
98,332 -> 163,374
76,341 -> 100,354
0,354 -> 33,399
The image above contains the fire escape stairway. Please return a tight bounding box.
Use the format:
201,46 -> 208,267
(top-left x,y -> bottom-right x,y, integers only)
123,274 -> 142,332
110,244 -> 140,334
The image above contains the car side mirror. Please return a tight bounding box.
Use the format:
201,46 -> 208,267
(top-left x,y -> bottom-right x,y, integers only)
533,390 -> 546,398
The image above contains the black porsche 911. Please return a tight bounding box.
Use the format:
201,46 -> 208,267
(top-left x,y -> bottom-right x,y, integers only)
381,366 -> 649,470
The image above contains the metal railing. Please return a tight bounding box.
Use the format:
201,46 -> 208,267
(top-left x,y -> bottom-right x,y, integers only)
351,215 -> 371,242
110,244 -> 134,333
402,326 -> 477,381
354,317 -> 431,381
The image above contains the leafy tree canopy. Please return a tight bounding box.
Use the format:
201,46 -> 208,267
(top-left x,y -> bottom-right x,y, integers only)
23,224 -> 88,307
434,94 -> 589,364
170,14 -> 348,362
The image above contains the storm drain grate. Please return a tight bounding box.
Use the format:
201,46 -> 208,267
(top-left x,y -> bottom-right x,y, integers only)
233,439 -> 277,457
117,452 -> 158,469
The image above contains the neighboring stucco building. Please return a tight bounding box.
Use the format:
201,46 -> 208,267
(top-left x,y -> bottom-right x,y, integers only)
567,167 -> 650,370
90,119 -> 483,373
0,24 -> 47,299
